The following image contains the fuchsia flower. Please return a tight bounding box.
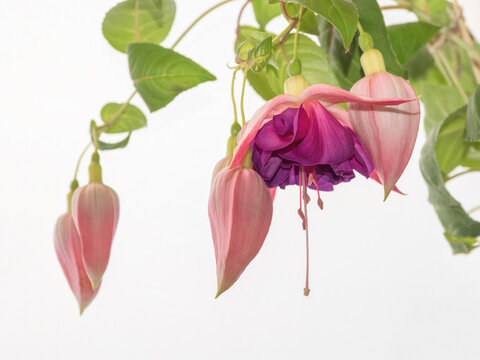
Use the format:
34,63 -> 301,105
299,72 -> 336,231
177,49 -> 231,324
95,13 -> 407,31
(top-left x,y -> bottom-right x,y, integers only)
348,49 -> 421,199
209,75 -> 416,296
54,211 -> 100,314
209,160 -> 273,297
71,153 -> 119,290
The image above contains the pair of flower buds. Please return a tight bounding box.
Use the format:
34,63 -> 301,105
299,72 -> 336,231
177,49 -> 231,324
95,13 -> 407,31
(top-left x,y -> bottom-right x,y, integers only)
209,49 -> 420,297
54,153 -> 119,314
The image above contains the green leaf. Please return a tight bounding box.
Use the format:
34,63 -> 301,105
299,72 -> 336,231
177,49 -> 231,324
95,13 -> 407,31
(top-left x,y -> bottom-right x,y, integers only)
284,0 -> 358,50
251,0 -> 282,30
127,43 -> 216,112
445,233 -> 478,255
421,84 -> 466,134
353,0 -> 406,77
282,4 -> 319,35
97,132 -> 132,151
102,0 -> 176,53
100,103 -> 147,134
435,109 -> 469,175
90,120 -> 133,150
387,22 -> 440,64
461,145 -> 480,168
420,108 -> 480,245
238,27 -> 339,100
318,18 -> 363,90
247,36 -> 273,73
401,0 -> 450,26
466,85 -> 480,142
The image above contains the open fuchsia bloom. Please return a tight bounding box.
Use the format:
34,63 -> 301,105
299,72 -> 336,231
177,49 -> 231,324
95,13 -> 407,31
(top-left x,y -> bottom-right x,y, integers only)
348,49 -> 421,199
71,153 -> 119,290
54,211 -> 100,314
209,73 -> 417,297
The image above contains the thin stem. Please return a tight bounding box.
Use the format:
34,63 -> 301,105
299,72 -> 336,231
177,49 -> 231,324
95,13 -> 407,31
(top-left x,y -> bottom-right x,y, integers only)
73,142 -> 92,180
434,50 -> 469,102
380,5 -> 409,11
171,0 -> 236,50
240,67 -> 249,125
231,67 -> 240,123
452,0 -> 480,83
301,168 -> 310,297
272,20 -> 297,45
96,90 -> 137,133
469,205 -> 480,215
293,7 -> 304,59
235,0 -> 250,40
446,168 -> 480,182
281,2 -> 295,21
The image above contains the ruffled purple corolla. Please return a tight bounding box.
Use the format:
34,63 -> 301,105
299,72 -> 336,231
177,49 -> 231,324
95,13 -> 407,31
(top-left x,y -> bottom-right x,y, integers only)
251,101 -> 373,191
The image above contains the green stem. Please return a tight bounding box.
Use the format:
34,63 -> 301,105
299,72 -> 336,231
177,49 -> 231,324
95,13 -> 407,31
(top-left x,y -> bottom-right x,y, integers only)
293,7 -> 303,59
73,142 -> 92,181
240,67 -> 249,125
434,50 -> 469,102
380,5 -> 409,10
171,0 -> 236,50
446,168 -> 480,182
469,205 -> 480,215
96,90 -> 137,133
272,20 -> 297,45
231,67 -> 240,124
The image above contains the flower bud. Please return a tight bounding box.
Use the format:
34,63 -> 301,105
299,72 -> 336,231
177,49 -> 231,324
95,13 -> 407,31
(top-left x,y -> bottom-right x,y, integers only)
348,68 -> 420,199
208,166 -> 273,297
54,212 -> 100,314
71,154 -> 119,289
284,75 -> 308,97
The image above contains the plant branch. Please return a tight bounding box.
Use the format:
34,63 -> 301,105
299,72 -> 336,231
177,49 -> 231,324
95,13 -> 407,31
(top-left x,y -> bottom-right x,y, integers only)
236,0 -> 250,40
171,0 -> 236,50
446,168 -> 480,182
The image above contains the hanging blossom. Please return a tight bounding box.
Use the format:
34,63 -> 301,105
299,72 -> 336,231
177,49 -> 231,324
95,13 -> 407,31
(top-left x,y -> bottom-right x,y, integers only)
209,74 -> 417,297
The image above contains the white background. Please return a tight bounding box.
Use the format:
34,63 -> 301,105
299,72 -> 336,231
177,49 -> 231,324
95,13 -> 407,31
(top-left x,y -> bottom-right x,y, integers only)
1,0 -> 480,359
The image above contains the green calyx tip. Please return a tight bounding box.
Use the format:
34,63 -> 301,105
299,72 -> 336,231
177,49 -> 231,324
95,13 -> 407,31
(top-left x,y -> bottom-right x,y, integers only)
70,179 -> 79,192
241,147 -> 253,169
288,57 -> 302,77
226,134 -> 237,157
230,122 -> 241,136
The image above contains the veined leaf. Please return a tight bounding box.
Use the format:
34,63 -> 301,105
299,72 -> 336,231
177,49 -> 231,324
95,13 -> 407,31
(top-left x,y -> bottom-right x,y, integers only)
283,0 -> 358,50
435,109 -> 469,175
101,103 -> 147,134
127,43 -> 216,112
420,107 -> 480,254
251,0 -> 282,30
466,85 -> 480,142
102,0 -> 176,53
318,18 -> 362,90
388,22 -> 440,64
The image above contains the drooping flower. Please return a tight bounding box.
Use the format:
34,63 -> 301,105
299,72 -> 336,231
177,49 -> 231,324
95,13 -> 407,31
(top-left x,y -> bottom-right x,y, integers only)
210,75 -> 415,296
348,49 -> 421,199
71,153 -> 119,289
54,211 -> 100,314
208,154 -> 273,297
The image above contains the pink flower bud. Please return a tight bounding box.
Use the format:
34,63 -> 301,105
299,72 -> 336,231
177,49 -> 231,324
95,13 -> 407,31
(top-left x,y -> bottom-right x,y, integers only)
208,166 -> 273,297
71,183 -> 119,289
54,212 -> 100,314
348,71 -> 420,199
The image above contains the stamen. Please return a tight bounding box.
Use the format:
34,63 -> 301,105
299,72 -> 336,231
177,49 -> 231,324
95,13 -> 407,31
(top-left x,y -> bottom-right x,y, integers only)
297,168 -> 306,229
301,167 -> 310,296
312,171 -> 324,210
